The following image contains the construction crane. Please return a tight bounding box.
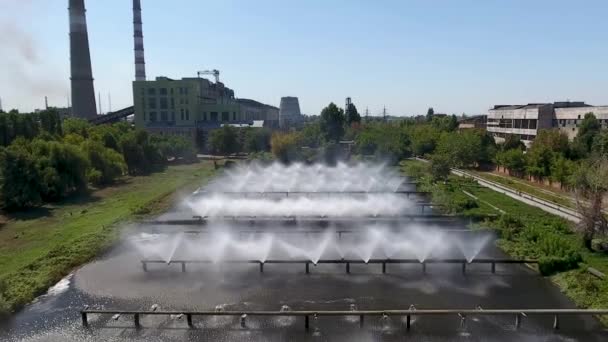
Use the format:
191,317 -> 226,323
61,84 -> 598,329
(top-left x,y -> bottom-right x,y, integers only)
197,69 -> 220,83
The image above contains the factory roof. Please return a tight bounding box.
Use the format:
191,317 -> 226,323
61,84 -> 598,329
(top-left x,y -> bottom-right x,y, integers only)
237,98 -> 279,110
492,102 -> 591,111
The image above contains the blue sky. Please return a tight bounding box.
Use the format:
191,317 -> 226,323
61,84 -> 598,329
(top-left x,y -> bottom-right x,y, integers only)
1,0 -> 608,116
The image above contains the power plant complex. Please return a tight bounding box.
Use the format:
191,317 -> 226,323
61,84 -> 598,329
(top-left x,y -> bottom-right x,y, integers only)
67,0 -> 302,147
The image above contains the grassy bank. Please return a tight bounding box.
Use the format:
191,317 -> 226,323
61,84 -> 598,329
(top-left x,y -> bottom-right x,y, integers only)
0,161 -> 216,315
402,159 -> 608,324
471,171 -> 575,208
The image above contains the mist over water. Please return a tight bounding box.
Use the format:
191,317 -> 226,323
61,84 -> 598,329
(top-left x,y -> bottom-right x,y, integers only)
186,193 -> 418,217
131,226 -> 491,264
187,162 -> 416,217
205,162 -> 404,192
132,162 -> 492,264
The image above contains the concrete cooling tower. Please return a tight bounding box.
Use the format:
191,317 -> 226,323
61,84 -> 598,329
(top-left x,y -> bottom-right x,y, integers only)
279,96 -> 302,128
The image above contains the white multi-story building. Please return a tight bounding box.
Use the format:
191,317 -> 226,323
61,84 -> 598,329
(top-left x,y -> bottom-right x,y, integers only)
487,101 -> 608,146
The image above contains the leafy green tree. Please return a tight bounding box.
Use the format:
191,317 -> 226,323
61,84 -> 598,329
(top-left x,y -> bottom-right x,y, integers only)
299,123 -> 324,148
244,128 -> 271,153
31,140 -> 89,200
62,118 -> 91,138
430,153 -> 451,182
591,130 -> 608,157
38,109 -> 62,136
409,125 -> 440,156
345,103 -> 361,125
571,158 -> 608,250
499,148 -> 526,176
572,113 -> 601,155
118,130 -> 164,175
525,145 -> 552,181
119,133 -> 146,175
151,134 -> 197,161
550,155 -> 575,189
431,115 -> 458,132
501,134 -> 525,151
89,124 -> 121,151
435,131 -> 482,168
533,130 -> 569,156
270,132 -> 301,163
354,122 -> 410,162
319,103 -> 346,142
209,126 -> 240,155
525,130 -> 569,181
82,141 -> 126,185
0,112 -> 39,146
0,144 -> 42,209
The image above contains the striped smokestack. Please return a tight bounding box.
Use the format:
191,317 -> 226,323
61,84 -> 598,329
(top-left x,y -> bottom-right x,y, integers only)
133,0 -> 146,81
69,0 -> 97,118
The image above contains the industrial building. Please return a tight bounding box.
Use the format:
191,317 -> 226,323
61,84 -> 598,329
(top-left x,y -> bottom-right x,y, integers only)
487,101 -> 608,146
132,76 -> 278,148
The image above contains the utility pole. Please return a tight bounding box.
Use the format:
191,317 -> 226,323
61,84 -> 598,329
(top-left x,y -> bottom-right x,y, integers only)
382,106 -> 387,122
365,107 -> 369,121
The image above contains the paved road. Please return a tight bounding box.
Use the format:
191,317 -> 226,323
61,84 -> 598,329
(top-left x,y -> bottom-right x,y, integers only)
451,168 -> 581,223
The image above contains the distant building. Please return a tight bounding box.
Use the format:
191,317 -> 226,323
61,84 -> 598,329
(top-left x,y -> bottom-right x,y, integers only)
133,76 -> 278,149
279,96 -> 303,128
486,101 -> 608,146
237,98 -> 279,128
458,115 -> 487,130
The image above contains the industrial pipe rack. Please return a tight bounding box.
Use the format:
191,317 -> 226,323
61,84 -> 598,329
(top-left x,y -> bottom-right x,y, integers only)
192,190 -> 430,198
140,258 -> 538,274
141,214 -> 458,227
80,307 -> 608,331
145,227 -> 481,236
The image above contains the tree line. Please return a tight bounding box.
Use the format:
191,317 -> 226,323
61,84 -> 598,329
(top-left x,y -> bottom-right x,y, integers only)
0,109 -> 197,210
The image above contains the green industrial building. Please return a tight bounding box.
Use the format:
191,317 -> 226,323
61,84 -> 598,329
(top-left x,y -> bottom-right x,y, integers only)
133,76 -> 278,149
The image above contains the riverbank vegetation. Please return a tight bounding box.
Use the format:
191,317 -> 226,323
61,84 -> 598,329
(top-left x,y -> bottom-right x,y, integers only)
402,159 -> 608,322
0,161 -> 216,316
0,109 -> 197,211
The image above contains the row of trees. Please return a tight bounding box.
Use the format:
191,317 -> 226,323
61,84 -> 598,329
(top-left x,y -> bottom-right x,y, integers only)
267,103 -> 468,164
0,110 -> 197,210
494,114 -> 608,188
208,126 -> 272,156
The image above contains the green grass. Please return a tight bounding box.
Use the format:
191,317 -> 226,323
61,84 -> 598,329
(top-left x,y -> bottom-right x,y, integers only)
402,159 -> 608,324
0,161 -> 217,314
471,171 -> 575,208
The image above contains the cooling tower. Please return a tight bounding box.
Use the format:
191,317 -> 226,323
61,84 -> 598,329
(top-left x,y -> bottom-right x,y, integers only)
133,0 -> 146,81
279,97 -> 301,128
69,0 -> 97,119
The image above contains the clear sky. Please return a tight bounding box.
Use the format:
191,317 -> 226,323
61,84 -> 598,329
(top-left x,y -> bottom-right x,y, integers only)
1,0 -> 607,116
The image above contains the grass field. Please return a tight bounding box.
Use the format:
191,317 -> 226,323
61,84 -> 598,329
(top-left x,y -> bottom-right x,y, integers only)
401,159 -> 608,323
0,161 -> 217,314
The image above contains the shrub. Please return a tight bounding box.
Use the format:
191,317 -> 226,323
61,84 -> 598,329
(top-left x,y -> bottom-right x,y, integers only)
86,169 -> 103,186
494,214 -> 524,239
538,254 -> 581,276
270,132 -> 301,163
